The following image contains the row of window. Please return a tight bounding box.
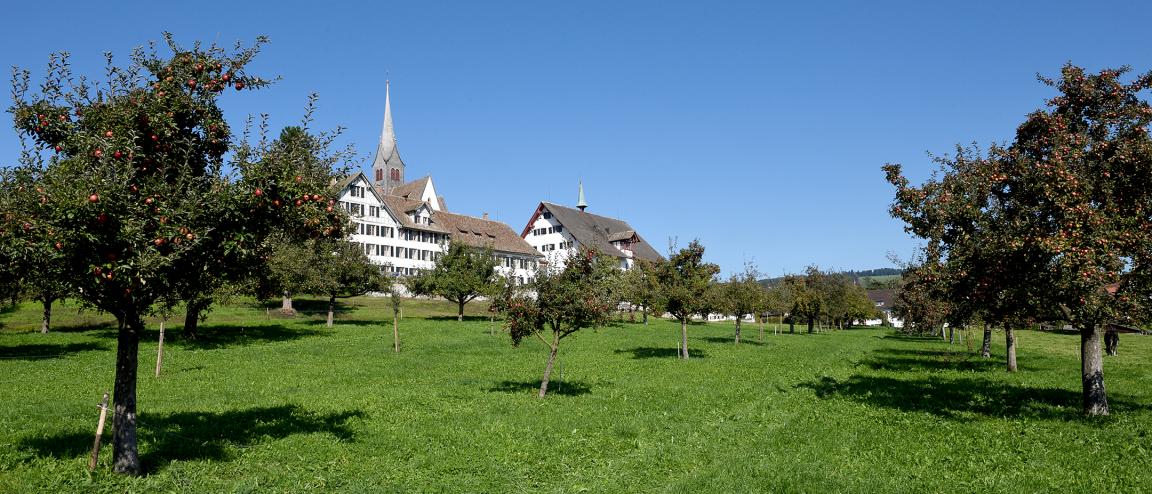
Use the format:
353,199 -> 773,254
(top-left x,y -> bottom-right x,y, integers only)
530,225 -> 563,236
537,241 -> 574,252
358,242 -> 441,262
403,230 -> 446,244
495,256 -> 538,270
358,223 -> 396,238
340,201 -> 383,218
349,185 -> 367,198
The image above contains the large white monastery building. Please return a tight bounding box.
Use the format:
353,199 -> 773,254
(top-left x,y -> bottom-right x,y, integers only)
334,83 -> 542,282
520,184 -> 664,270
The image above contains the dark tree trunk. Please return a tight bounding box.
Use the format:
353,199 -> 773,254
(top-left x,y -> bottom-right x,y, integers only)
1104,327 -> 1118,356
948,325 -> 954,344
807,318 -> 814,334
40,297 -> 53,334
789,319 -> 795,334
326,294 -> 336,328
1005,326 -> 1018,372
457,299 -> 465,322
111,314 -> 142,475
1081,323 -> 1109,416
734,318 -> 741,344
680,318 -> 689,360
980,323 -> 992,358
642,307 -> 648,325
183,302 -> 202,339
538,333 -> 560,398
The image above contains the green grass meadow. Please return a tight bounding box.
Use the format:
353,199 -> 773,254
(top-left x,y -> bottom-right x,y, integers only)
1,298 -> 1150,492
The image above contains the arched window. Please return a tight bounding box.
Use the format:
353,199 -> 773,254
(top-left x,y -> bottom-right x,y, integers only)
375,169 -> 383,181
390,168 -> 400,181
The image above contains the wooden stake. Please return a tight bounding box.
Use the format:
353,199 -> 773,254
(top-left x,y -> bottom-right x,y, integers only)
88,392 -> 110,472
154,320 -> 165,377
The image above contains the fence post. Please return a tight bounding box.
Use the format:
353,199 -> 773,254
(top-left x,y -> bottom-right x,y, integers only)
88,392 -> 110,471
154,320 -> 165,378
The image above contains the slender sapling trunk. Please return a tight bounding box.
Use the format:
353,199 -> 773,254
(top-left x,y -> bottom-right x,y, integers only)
326,294 -> 336,328
680,317 -> 689,360
538,332 -> 561,398
734,318 -> 741,344
41,297 -> 53,334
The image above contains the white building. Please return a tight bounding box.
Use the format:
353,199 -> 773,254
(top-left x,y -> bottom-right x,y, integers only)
520,185 -> 664,270
334,82 -> 541,281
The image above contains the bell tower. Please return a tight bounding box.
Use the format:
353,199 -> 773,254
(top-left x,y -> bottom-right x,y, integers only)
372,80 -> 405,193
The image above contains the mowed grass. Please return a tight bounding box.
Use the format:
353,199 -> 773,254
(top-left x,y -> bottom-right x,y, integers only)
1,298 -> 1150,492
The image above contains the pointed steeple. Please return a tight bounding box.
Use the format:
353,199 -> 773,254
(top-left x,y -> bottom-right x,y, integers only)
577,181 -> 587,212
372,80 -> 406,192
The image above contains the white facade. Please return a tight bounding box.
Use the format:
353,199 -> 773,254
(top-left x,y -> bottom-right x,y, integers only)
524,211 -> 578,269
337,175 -> 444,277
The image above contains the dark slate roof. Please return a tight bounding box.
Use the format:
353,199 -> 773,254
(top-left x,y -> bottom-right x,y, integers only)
537,202 -> 664,262
434,211 -> 542,257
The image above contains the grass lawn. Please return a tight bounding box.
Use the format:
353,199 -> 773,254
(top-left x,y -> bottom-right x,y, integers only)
1,297 -> 1150,492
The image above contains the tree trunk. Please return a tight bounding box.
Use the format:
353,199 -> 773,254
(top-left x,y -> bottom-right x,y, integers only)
41,297 -> 53,334
154,321 -> 165,378
642,307 -> 648,325
183,302 -> 202,340
393,313 -> 400,353
734,318 -> 741,344
948,325 -> 954,344
111,315 -> 142,475
538,334 -> 560,398
1104,327 -> 1118,356
1005,326 -> 1018,372
680,318 -> 689,360
458,299 -> 465,322
980,323 -> 992,358
326,294 -> 336,328
807,318 -> 814,334
1081,324 -> 1109,416
280,293 -> 295,315
789,320 -> 795,334
758,316 -> 764,343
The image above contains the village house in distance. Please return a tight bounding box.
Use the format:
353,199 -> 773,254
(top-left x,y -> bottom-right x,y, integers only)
520,183 -> 664,270
334,82 -> 543,283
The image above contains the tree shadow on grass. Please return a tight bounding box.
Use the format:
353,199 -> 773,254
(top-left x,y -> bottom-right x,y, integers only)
796,374 -> 1148,420
0,342 -> 108,360
169,324 -> 328,350
880,333 -> 942,342
697,336 -> 765,346
18,405 -> 364,473
302,318 -> 386,328
858,348 -> 999,372
614,346 -> 707,359
425,315 -> 496,322
487,379 -> 593,397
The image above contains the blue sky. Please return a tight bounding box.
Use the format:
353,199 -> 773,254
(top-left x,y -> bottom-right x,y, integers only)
3,1 -> 1150,276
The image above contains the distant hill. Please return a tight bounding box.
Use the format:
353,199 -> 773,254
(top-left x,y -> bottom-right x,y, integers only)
759,267 -> 903,287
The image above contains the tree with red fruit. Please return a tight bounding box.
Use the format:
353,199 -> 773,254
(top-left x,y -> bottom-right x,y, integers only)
503,247 -> 619,397
884,64 -> 1152,416
5,34 -> 347,474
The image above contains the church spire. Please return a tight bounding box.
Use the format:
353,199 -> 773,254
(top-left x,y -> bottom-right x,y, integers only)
577,181 -> 587,212
372,80 -> 405,192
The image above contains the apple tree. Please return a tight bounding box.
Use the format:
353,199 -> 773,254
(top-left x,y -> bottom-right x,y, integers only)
5,35 -> 347,474
656,240 -> 720,359
504,247 -> 619,397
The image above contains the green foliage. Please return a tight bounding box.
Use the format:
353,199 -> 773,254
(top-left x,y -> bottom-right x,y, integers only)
1,300 -> 1151,491
658,240 -> 720,322
406,242 -> 497,319
504,248 -> 619,346
618,258 -> 666,318
719,263 -> 764,322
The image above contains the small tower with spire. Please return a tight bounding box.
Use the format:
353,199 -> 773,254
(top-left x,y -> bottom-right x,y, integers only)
372,80 -> 406,194
577,181 -> 588,212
